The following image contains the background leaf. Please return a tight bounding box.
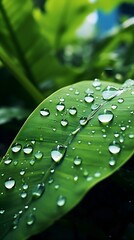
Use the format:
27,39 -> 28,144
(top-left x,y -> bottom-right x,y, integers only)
0,79 -> 134,240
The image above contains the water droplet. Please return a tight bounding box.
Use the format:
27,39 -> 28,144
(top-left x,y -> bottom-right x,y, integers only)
91,103 -> 99,110
34,151 -> 43,160
129,133 -> 134,139
54,184 -> 60,189
5,178 -> 16,189
51,145 -> 67,163
109,141 -> 121,154
0,209 -> 5,214
109,157 -> 116,166
11,143 -> 22,153
40,108 -> 50,117
122,79 -> 134,88
75,90 -> 80,95
83,170 -> 89,177
20,169 -> 25,176
23,144 -> 33,154
59,97 -> 64,102
31,139 -> 36,145
26,213 -> 35,226
84,94 -> 94,103
74,156 -> 82,166
79,117 -> 88,126
60,119 -> 68,127
23,183 -> 28,190
98,109 -> 114,124
86,176 -> 93,181
56,102 -> 65,112
94,172 -> 101,177
69,107 -> 77,115
102,86 -> 119,100
118,98 -> 124,103
119,135 -> 124,143
85,88 -> 94,94
57,195 -> 66,207
92,78 -> 101,87
74,176 -> 78,181
30,159 -> 35,166
32,183 -> 45,199
21,192 -> 27,199
120,126 -> 126,131
111,104 -> 117,110
4,156 -> 12,165
114,132 -> 119,138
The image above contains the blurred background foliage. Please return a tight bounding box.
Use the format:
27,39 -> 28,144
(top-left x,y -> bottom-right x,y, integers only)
0,1 -> 134,239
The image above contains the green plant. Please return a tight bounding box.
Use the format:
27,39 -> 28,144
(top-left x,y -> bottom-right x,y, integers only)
0,0 -> 134,240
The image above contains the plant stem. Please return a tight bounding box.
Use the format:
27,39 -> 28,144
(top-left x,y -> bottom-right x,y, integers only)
0,49 -> 44,104
0,1 -> 36,85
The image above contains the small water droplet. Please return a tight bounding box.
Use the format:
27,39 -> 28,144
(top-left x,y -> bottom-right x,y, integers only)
11,143 -> 22,153
26,213 -> 35,226
54,184 -> 60,189
74,156 -> 82,166
51,145 -> 67,163
21,192 -> 27,199
74,176 -> 78,181
84,94 -> 94,103
30,159 -> 35,166
79,117 -> 88,126
57,195 -> 66,207
59,97 -> 64,102
109,141 -> 121,154
120,126 -> 126,131
75,90 -> 80,95
118,98 -> 124,103
23,183 -> 28,190
94,172 -> 101,177
0,209 -> 5,214
4,156 -> 12,165
56,102 -> 65,112
98,109 -> 114,124
114,132 -> 119,138
40,108 -> 50,116
102,86 -> 119,100
5,178 -> 16,189
92,78 -> 101,87
23,144 -> 33,154
69,107 -> 77,115
85,88 -> 94,94
129,133 -> 134,139
20,169 -> 25,176
109,157 -> 116,166
111,104 -> 117,110
60,119 -> 68,127
86,176 -> 93,181
91,103 -> 99,110
34,151 -> 43,160
32,183 -> 45,199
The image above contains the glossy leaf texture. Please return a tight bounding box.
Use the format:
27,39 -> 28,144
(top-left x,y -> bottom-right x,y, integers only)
0,79 -> 134,240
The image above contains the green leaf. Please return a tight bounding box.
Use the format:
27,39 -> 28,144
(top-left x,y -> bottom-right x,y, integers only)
0,0 -> 74,89
0,79 -> 134,240
34,0 -> 93,48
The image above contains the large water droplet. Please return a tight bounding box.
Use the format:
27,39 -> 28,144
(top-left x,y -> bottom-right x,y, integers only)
108,141 -> 121,154
26,213 -> 35,226
5,178 -> 16,189
40,108 -> 50,117
11,143 -> 22,153
23,144 -> 33,154
34,151 -> 43,160
32,183 -> 45,199
98,109 -> 114,124
74,156 -> 82,166
84,94 -> 94,103
56,102 -> 65,112
69,107 -> 77,115
79,117 -> 88,126
51,145 -> 67,163
60,119 -> 68,127
102,86 -> 119,100
57,195 -> 66,207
